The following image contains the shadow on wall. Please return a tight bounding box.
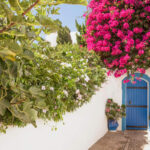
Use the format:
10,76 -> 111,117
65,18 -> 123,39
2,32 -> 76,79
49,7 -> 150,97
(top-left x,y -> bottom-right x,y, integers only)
89,130 -> 149,150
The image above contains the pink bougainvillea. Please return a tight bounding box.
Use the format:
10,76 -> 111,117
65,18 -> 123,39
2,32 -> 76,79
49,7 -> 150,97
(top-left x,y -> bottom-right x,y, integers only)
86,0 -> 150,78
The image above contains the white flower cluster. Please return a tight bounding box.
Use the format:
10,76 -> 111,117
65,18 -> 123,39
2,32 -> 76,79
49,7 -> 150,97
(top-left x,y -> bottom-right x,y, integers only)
63,90 -> 68,97
41,54 -> 48,59
41,86 -> 46,90
76,89 -> 82,100
50,87 -> 54,91
61,62 -> 72,68
85,74 -> 90,82
81,74 -> 90,82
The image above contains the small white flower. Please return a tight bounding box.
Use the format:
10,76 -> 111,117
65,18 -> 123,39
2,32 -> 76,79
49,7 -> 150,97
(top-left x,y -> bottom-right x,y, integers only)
76,78 -> 80,82
76,89 -> 80,94
50,87 -> 54,91
70,51 -> 72,53
57,95 -> 60,99
60,74 -> 62,77
37,63 -> 40,67
61,62 -> 72,68
81,75 -> 84,78
71,56 -> 73,59
77,94 -> 82,100
82,83 -> 87,86
66,63 -> 72,67
86,59 -> 88,63
42,109 -> 47,113
41,86 -> 46,90
78,102 -> 82,106
47,70 -> 52,73
63,90 -> 68,97
85,75 -> 90,82
68,76 -> 71,79
80,59 -> 84,61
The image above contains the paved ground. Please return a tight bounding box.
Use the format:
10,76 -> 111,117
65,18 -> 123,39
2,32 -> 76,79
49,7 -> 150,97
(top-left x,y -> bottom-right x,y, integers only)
89,130 -> 150,150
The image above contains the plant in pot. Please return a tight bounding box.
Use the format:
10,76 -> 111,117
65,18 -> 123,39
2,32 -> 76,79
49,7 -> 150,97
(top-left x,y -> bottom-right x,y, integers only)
105,99 -> 126,131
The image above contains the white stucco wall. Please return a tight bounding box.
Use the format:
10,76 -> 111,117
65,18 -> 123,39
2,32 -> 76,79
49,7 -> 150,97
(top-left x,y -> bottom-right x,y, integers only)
1,71 -> 150,150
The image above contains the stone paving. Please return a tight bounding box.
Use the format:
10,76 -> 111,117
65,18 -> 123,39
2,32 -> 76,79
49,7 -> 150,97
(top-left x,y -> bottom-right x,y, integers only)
89,130 -> 150,150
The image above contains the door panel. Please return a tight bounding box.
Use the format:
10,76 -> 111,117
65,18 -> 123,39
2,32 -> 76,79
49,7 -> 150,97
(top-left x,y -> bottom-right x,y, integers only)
126,79 -> 147,130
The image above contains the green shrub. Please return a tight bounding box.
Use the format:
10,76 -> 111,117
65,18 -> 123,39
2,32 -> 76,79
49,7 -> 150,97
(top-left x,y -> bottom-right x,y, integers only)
0,43 -> 105,133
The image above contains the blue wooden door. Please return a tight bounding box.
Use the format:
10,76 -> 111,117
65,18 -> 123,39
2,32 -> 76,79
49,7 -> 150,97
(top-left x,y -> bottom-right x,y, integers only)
126,79 -> 148,130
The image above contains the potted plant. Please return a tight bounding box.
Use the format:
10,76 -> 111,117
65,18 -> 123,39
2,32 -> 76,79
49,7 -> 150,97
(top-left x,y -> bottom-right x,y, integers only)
105,98 -> 126,131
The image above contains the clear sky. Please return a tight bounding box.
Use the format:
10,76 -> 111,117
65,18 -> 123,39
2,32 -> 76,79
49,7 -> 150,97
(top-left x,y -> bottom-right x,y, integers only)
51,4 -> 87,32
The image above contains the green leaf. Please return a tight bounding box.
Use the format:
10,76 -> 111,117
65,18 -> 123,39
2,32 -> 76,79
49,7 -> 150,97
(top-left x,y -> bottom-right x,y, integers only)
35,99 -> 47,109
23,102 -> 38,122
36,15 -> 58,28
8,0 -> 23,13
11,15 -> 24,23
29,86 -> 45,98
23,50 -> 34,60
51,7 -> 60,15
0,2 -> 14,21
8,40 -> 23,54
6,61 -> 18,78
0,99 -> 10,116
0,49 -> 16,61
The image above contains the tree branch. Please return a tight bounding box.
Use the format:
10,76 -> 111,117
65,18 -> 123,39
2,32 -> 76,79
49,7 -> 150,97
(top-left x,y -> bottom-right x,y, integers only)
0,0 -> 40,34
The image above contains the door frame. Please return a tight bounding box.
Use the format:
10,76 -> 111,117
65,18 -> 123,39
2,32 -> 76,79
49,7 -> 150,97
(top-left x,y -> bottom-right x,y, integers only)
122,73 -> 150,131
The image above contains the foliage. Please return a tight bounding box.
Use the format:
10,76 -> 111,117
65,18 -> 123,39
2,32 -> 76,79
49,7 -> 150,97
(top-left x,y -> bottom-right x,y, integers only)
0,0 -> 88,133
86,0 -> 150,79
0,44 -> 105,132
75,20 -> 87,47
105,99 -> 126,120
57,25 -> 72,45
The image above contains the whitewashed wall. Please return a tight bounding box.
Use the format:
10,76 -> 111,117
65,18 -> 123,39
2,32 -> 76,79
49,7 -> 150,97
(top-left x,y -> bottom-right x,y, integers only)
1,71 -> 150,150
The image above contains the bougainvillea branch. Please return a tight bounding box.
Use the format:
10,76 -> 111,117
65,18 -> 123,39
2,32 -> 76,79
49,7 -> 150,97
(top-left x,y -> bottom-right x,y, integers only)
86,0 -> 150,80
0,0 -> 40,33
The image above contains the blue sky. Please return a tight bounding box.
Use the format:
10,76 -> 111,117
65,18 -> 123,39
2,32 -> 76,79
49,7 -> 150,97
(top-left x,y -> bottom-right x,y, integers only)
51,4 -> 87,32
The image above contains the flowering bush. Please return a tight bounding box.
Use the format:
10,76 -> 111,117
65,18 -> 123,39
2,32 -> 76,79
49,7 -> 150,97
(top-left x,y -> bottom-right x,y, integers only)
105,99 -> 126,120
0,43 -> 105,133
86,0 -> 150,78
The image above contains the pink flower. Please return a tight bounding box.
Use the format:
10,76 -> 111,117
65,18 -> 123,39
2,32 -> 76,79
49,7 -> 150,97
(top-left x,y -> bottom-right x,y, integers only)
123,79 -> 130,84
140,13 -> 145,18
138,50 -> 144,56
86,0 -> 149,78
107,99 -> 112,103
136,77 -> 141,81
110,21 -> 119,28
145,6 -> 150,12
146,32 -> 150,38
137,68 -> 146,74
123,23 -> 129,29
104,33 -> 111,40
133,27 -> 143,33
106,108 -> 110,113
135,59 -> 139,63
117,30 -> 124,38
132,81 -> 136,84
120,10 -> 129,18
107,70 -> 112,76
117,109 -> 120,112
131,74 -> 135,77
